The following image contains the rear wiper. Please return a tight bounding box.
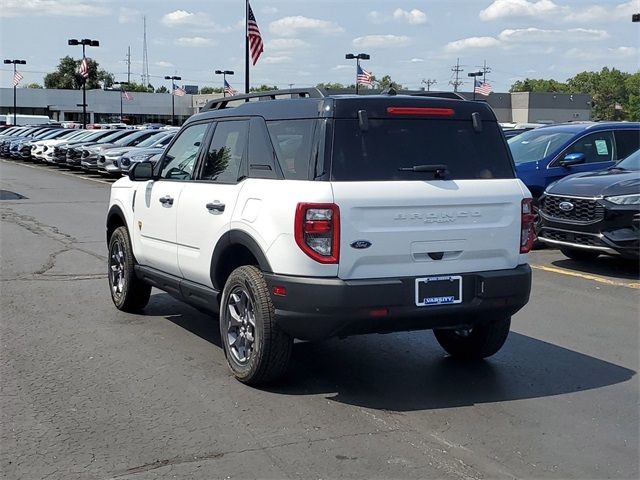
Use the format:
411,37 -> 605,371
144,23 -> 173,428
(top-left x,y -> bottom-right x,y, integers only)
398,164 -> 448,178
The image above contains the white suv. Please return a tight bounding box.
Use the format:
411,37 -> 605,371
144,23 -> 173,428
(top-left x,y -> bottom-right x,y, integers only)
106,89 -> 534,385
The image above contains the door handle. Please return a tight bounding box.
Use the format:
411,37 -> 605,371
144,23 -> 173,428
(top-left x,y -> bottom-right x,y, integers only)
206,202 -> 225,212
159,195 -> 174,206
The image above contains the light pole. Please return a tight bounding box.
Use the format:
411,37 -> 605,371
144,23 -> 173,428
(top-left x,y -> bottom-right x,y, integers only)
345,53 -> 370,94
68,38 -> 99,128
3,59 -> 26,126
113,81 -> 130,122
214,70 -> 234,97
467,71 -> 483,101
164,75 -> 181,125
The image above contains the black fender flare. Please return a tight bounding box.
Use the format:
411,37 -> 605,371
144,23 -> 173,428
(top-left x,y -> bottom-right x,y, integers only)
106,204 -> 127,242
210,230 -> 273,290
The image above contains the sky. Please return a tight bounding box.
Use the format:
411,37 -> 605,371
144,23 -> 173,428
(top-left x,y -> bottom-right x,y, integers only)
0,0 -> 638,93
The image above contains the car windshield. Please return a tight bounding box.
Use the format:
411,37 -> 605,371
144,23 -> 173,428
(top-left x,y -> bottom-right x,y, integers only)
508,129 -> 575,164
615,149 -> 640,170
98,131 -> 131,144
135,133 -> 166,148
148,133 -> 175,147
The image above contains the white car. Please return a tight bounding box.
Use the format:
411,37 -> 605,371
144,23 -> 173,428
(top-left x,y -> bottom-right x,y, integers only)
106,89 -> 534,385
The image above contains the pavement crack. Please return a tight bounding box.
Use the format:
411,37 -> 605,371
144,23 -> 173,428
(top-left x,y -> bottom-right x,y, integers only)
32,248 -> 71,275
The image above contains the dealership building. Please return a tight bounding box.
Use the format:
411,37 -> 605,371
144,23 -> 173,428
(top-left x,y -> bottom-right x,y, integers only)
0,87 -> 592,125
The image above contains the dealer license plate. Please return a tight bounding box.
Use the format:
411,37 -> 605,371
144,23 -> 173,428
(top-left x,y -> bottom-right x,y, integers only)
415,275 -> 462,307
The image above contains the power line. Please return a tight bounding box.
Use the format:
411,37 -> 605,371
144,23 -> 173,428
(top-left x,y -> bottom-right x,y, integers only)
475,60 -> 491,84
449,58 -> 463,92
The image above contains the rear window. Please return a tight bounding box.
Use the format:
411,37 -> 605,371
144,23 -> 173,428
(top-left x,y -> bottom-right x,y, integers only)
331,118 -> 514,181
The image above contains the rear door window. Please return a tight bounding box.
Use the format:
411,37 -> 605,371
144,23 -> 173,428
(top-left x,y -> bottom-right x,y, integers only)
331,119 -> 514,181
561,131 -> 615,163
199,120 -> 249,183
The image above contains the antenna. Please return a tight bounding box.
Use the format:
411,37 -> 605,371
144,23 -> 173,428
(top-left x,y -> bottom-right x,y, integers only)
449,58 -> 463,92
142,16 -> 150,88
125,46 -> 131,84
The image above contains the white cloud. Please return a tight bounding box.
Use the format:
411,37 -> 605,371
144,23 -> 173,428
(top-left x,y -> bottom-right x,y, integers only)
175,37 -> 216,47
269,16 -> 344,37
445,36 -> 500,52
161,9 -> 241,32
479,0 -> 559,21
352,35 -> 412,48
498,27 -> 609,43
267,38 -> 310,51
332,64 -> 353,71
0,0 -> 109,17
367,10 -> 384,23
262,56 -> 291,64
155,61 -> 174,68
410,58 -> 425,63
261,6 -> 278,15
393,8 -> 427,25
564,46 -> 639,60
118,7 -> 140,24
162,10 -> 202,26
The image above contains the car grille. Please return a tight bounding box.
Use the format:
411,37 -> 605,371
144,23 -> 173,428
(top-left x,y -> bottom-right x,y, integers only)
542,229 -> 604,247
542,195 -> 604,223
67,149 -> 78,158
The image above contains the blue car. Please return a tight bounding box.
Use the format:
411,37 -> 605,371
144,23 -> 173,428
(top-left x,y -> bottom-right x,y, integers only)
509,122 -> 640,198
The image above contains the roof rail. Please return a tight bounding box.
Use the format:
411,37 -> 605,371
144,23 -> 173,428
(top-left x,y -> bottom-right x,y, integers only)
202,87 -> 326,111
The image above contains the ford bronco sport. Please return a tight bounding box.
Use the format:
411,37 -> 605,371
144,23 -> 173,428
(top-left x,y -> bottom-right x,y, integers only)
106,88 -> 533,385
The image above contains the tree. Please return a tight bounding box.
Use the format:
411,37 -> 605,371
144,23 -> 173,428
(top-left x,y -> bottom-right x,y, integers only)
250,84 -> 278,92
510,78 -> 567,93
24,83 -> 43,89
624,73 -> 640,121
155,85 -> 169,94
122,81 -> 153,93
44,55 -> 114,90
373,75 -> 402,90
199,86 -> 222,94
568,68 -> 630,120
316,82 -> 346,89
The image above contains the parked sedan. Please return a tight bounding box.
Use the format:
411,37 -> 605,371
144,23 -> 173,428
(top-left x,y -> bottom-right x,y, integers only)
80,130 -> 159,171
101,131 -> 175,175
537,149 -> 640,260
68,130 -> 136,167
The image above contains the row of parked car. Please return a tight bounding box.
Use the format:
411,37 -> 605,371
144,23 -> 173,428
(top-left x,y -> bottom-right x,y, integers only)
0,125 -> 174,175
2,117 -> 639,261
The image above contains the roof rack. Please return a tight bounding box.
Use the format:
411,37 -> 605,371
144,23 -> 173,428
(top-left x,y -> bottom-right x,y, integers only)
202,88 -> 326,111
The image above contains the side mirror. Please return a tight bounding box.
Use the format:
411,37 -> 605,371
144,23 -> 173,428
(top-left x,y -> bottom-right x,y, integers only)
128,161 -> 154,181
559,152 -> 585,167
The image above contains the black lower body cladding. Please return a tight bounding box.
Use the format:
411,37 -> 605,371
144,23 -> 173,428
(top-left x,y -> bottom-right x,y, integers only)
264,265 -> 532,341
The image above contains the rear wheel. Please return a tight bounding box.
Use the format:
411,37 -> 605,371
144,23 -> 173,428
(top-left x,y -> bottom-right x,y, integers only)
108,226 -> 151,312
220,266 -> 292,385
434,317 -> 511,359
560,247 -> 600,261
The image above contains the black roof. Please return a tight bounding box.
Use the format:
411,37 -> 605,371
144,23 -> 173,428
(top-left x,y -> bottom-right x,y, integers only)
189,88 -> 497,124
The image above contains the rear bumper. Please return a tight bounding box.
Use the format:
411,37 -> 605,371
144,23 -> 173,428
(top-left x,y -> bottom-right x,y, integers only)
264,265 -> 531,341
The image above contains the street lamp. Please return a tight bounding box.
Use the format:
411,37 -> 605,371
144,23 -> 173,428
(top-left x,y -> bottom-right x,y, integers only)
214,70 -> 234,97
467,71 -> 483,101
3,59 -> 26,126
113,81 -> 130,123
68,38 -> 99,128
164,75 -> 182,126
345,53 -> 370,94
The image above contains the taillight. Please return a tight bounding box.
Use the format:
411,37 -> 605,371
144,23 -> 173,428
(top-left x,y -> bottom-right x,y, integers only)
386,107 -> 455,117
520,198 -> 535,253
295,203 -> 340,264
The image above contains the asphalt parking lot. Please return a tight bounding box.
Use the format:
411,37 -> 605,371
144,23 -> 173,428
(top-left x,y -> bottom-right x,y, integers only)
1,158 -> 638,480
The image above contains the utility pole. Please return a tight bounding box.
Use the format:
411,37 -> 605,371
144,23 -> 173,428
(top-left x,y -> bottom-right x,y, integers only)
125,46 -> 131,84
450,58 -> 463,92
476,60 -> 491,84
142,16 -> 149,87
421,78 -> 437,91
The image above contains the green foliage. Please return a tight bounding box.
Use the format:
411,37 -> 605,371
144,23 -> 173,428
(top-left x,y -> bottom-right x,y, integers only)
155,85 -> 169,94
372,74 -> 402,90
316,82 -> 346,89
199,86 -> 223,94
24,83 -> 43,89
509,68 -> 640,121
250,84 -> 278,92
44,55 -> 114,90
122,82 -> 153,93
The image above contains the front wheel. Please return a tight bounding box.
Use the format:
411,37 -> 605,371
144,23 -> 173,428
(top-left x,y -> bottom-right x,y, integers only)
220,266 -> 292,385
433,317 -> 511,359
560,247 -> 600,261
108,226 -> 151,312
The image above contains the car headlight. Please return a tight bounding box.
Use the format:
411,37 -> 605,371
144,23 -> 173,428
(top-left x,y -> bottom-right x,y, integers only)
605,194 -> 640,205
130,153 -> 154,162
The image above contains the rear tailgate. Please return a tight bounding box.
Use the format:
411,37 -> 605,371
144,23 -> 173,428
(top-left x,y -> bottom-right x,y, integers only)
334,180 -> 524,280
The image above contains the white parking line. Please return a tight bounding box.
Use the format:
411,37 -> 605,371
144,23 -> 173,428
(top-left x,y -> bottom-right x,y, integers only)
531,264 -> 640,289
0,159 -> 115,185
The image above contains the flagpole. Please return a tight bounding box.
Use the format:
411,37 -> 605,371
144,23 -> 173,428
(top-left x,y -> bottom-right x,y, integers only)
13,63 -> 17,127
245,0 -> 249,94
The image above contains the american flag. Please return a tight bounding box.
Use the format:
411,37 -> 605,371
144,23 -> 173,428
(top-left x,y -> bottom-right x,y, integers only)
122,90 -> 133,101
79,57 -> 90,79
13,71 -> 23,87
247,2 -> 264,66
474,79 -> 492,96
224,79 -> 237,96
357,64 -> 372,86
172,83 -> 186,96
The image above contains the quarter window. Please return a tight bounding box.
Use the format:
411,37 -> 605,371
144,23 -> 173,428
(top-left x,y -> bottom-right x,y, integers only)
160,123 -> 208,180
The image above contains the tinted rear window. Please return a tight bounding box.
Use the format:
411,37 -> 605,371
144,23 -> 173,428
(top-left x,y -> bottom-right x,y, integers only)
330,119 -> 514,181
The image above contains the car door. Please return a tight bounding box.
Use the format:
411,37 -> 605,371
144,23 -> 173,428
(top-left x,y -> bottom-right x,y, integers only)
132,122 -> 210,276
545,131 -> 616,187
176,119 -> 250,287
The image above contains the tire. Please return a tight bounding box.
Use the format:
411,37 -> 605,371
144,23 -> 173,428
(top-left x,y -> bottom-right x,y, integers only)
560,247 -> 600,261
433,317 -> 511,359
107,226 -> 151,312
220,265 -> 292,385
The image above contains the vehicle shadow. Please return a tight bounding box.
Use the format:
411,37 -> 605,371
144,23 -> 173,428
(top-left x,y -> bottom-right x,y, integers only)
145,293 -> 635,412
552,255 -> 639,281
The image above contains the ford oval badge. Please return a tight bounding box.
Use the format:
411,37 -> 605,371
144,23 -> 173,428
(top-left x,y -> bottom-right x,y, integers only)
559,201 -> 574,212
350,240 -> 372,249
